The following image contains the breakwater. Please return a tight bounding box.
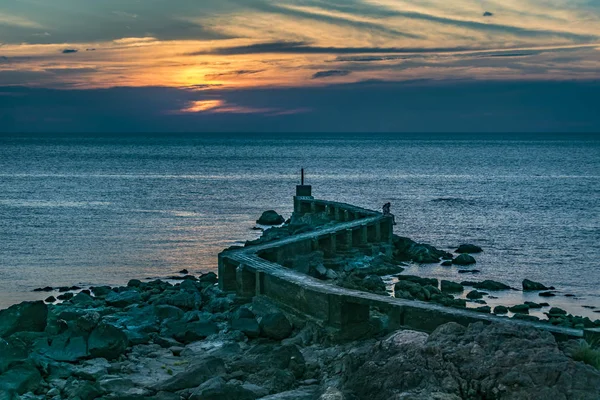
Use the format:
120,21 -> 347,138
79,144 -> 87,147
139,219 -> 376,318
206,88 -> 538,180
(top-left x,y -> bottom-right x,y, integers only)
220,194 -> 598,342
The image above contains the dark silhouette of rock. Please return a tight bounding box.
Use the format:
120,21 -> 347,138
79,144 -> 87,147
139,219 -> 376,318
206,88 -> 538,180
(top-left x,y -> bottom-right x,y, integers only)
483,11 -> 494,17
539,291 -> 556,297
509,304 -> 530,314
466,290 -> 484,300
455,244 -> 483,254
392,236 -> 453,263
88,323 -> 129,360
0,301 -> 47,338
257,210 -> 285,225
440,280 -> 464,293
494,305 -> 508,314
473,280 -> 511,291
260,312 -> 293,340
453,254 -> 476,265
523,279 -> 553,291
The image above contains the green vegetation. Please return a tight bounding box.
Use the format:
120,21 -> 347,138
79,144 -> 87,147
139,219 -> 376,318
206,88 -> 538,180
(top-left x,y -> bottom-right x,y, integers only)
573,342 -> 600,370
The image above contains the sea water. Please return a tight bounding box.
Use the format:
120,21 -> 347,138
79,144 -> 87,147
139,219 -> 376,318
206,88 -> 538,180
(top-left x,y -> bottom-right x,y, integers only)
0,134 -> 598,319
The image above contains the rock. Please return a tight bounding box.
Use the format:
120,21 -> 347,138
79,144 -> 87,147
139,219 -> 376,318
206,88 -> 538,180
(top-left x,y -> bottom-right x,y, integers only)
155,305 -> 185,321
70,292 -> 94,305
494,305 -> 508,314
548,307 -> 567,316
45,296 -> 56,303
258,386 -> 322,399
179,269 -> 189,274
539,291 -> 556,297
314,264 -> 328,278
257,210 -> 285,226
33,286 -> 54,292
466,290 -> 484,300
57,292 -> 74,300
232,318 -> 261,338
455,244 -> 483,254
524,302 -> 543,309
475,306 -> 491,313
523,279 -> 552,291
509,304 -> 530,314
88,323 -> 129,360
0,364 -> 41,395
340,321 -> 600,399
473,280 -> 511,291
189,377 -> 257,400
396,275 -> 438,287
513,314 -> 540,322
91,286 -> 113,297
127,279 -> 143,287
441,260 -> 453,266
395,280 -> 431,301
63,378 -> 105,400
483,11 -> 494,16
458,269 -> 480,274
0,301 -> 47,338
167,321 -> 219,343
105,290 -> 142,307
452,254 -> 476,265
200,272 -> 218,284
440,280 -> 464,293
392,236 -> 453,264
153,356 -> 226,391
260,312 -> 293,340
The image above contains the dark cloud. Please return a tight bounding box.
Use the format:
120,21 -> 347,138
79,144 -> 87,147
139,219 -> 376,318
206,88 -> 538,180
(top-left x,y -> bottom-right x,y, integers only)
192,41 -> 480,55
62,49 -> 78,54
203,69 -> 265,79
483,11 -> 494,17
312,70 -> 351,79
1,81 -> 599,132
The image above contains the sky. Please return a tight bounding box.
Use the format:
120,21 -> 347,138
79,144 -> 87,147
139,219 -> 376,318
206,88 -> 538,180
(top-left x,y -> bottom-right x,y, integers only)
1,0 -> 600,132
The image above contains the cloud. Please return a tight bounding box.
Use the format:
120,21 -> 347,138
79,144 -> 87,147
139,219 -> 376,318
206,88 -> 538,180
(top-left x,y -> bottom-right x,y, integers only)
62,49 -> 78,54
312,70 -> 351,79
203,69 -> 265,79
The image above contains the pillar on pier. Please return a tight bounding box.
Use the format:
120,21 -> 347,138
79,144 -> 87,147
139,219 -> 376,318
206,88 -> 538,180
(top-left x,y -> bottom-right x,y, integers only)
343,210 -> 350,222
334,207 -> 341,221
236,264 -> 256,298
344,229 -> 353,250
329,233 -> 337,253
218,255 -> 238,292
327,294 -> 370,329
294,168 -> 313,213
276,248 -> 286,265
374,221 -> 382,242
310,202 -> 317,213
360,225 -> 368,245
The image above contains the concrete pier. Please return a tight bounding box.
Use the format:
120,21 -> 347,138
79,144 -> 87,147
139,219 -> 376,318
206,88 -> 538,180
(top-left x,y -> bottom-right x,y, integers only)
219,196 -> 583,341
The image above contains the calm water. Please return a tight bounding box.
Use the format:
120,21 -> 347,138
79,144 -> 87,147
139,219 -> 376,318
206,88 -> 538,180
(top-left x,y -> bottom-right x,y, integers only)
1,134 -> 599,319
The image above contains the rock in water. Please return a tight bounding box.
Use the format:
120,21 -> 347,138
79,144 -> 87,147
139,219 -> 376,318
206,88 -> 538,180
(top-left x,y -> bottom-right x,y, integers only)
509,304 -> 530,314
455,244 -> 483,254
257,210 -> 285,226
494,305 -> 508,314
466,290 -> 484,300
88,323 -> 129,360
0,301 -> 47,338
440,280 -> 464,293
453,254 -> 476,265
522,279 -> 552,291
260,312 -> 293,340
473,280 -> 511,291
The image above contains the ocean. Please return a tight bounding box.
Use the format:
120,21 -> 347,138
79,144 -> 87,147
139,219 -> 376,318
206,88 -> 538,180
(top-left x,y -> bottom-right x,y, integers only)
0,134 -> 599,319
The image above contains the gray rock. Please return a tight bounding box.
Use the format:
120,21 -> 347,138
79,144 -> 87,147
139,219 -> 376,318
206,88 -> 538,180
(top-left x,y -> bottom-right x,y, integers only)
153,356 -> 225,391
494,306 -> 509,314
154,305 -> 184,321
0,364 -> 42,395
473,280 -> 511,291
258,386 -> 322,399
189,377 -> 257,400
0,301 -> 47,338
70,292 -> 95,306
260,313 -> 293,340
395,280 -> 431,301
231,318 -> 260,338
88,323 -> 129,360
396,275 -> 438,287
63,378 -> 105,400
452,254 -> 476,265
466,290 -> 484,300
440,281 -> 464,293
41,332 -> 89,362
509,304 -> 530,314
523,279 -> 552,291
91,286 -> 113,297
105,290 -> 141,308
166,321 -> 219,343
257,210 -> 285,226
455,244 -> 483,254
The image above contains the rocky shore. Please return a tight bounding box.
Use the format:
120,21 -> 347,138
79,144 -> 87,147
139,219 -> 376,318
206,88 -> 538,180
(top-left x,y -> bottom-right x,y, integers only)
2,271 -> 600,400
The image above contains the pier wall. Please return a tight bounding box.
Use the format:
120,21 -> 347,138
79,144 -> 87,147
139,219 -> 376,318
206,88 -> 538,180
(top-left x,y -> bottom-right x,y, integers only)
219,198 -> 586,341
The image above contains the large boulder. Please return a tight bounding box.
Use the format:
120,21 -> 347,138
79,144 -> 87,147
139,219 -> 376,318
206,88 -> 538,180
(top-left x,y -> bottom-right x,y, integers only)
105,290 -> 142,308
259,312 -> 293,340
88,323 -> 129,360
339,322 -> 600,399
473,280 -> 511,291
257,210 -> 285,226
396,275 -> 438,287
153,356 -> 226,392
0,363 -> 42,395
452,254 -> 476,265
455,244 -> 483,254
0,301 -> 47,338
395,281 -> 431,301
392,236 -> 453,264
523,279 -> 552,291
40,332 -> 89,362
440,280 -> 464,293
189,377 -> 258,400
